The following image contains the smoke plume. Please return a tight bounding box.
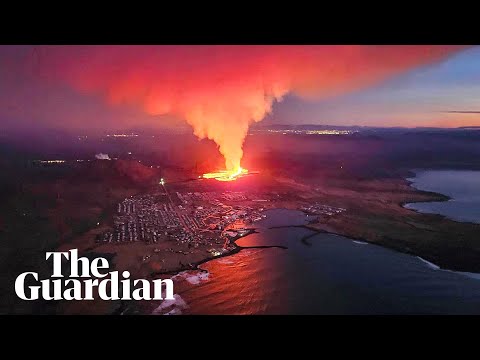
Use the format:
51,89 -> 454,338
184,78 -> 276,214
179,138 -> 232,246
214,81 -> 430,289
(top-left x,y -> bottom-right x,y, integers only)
95,153 -> 111,160
35,46 -> 463,172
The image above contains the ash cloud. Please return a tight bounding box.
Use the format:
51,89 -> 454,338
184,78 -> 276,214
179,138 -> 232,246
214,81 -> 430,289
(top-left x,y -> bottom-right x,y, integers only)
443,111 -> 480,114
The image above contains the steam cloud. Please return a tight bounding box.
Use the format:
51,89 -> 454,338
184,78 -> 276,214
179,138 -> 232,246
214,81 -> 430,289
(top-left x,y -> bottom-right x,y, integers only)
36,46 -> 463,172
95,153 -> 111,160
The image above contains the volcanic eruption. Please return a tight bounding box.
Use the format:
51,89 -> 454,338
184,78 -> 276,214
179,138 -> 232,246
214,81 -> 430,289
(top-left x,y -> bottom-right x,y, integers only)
202,167 -> 249,182
30,45 -> 464,180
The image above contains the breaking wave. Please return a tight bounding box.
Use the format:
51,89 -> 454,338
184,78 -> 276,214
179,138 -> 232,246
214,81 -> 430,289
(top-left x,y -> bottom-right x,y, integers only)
151,294 -> 188,315
417,256 -> 480,280
353,240 -> 369,245
171,270 -> 210,285
417,256 -> 441,270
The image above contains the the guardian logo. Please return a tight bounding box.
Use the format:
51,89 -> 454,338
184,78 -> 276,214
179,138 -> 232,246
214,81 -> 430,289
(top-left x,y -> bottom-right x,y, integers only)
15,249 -> 174,301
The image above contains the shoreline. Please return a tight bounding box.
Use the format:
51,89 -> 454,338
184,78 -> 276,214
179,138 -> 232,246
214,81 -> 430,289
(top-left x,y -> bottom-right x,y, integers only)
119,202 -> 480,315
97,173 -> 480,314
148,227 -> 288,279
401,169 -> 451,208
401,169 -> 480,226
115,227 -> 287,315
269,222 -> 480,277
147,189 -> 480,280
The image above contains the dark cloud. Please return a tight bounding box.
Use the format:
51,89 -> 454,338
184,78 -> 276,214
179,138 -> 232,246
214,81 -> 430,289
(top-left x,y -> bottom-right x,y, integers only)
443,111 -> 480,114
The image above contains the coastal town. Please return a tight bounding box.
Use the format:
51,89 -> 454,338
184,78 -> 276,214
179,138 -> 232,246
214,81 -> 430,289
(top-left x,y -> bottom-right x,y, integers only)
96,189 -> 268,253
96,185 -> 348,256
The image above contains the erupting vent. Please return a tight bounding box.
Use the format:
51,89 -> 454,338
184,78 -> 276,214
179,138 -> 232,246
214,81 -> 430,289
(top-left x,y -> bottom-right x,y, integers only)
202,167 -> 249,182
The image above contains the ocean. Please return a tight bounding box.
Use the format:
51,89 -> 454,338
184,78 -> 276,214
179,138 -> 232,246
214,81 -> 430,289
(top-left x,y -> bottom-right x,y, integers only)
150,208 -> 480,315
405,170 -> 480,224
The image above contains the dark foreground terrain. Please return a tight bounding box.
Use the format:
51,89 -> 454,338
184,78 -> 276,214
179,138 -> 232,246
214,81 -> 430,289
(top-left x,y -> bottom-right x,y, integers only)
1,127 -> 480,314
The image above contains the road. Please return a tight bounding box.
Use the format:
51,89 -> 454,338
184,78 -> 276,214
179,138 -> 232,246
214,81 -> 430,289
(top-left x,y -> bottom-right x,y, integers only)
161,182 -> 192,234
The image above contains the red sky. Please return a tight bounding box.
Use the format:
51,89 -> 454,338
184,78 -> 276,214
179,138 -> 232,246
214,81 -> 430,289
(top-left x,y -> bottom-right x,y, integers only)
0,45 -> 471,170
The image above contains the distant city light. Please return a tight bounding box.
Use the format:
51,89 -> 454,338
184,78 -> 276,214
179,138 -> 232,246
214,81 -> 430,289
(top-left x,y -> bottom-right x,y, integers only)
106,134 -> 139,138
37,160 -> 66,164
251,129 -> 357,135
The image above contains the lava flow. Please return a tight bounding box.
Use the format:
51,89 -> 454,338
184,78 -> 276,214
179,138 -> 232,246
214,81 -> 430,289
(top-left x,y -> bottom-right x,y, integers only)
202,167 -> 249,182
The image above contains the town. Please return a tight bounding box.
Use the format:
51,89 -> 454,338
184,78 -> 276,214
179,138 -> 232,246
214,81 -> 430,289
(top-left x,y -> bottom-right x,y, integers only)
96,190 -> 267,251
300,203 -> 346,217
95,185 -> 348,259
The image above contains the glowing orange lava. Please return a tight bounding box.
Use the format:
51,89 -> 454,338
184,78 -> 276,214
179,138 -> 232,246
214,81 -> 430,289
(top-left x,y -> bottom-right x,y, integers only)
202,167 -> 249,182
